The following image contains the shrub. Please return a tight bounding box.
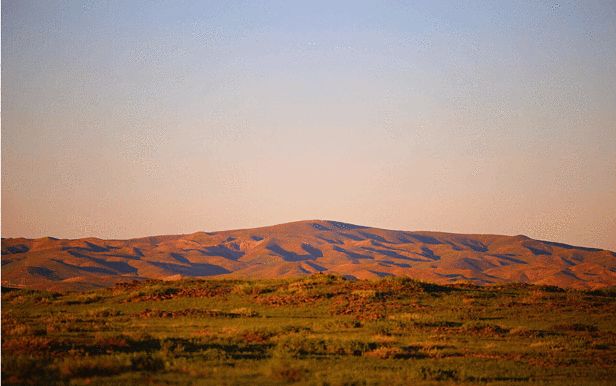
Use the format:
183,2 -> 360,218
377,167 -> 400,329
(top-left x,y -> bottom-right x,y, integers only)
463,322 -> 509,335
232,282 -> 274,295
271,335 -> 322,358
229,307 -> 260,317
373,323 -> 393,336
509,327 -> 545,337
202,348 -> 229,362
420,367 -> 459,381
585,287 -> 616,297
130,352 -> 165,371
241,327 -> 278,344
93,334 -> 130,351
2,355 -> 59,385
552,323 -> 598,333
2,336 -> 52,355
267,358 -> 307,382
58,355 -> 131,378
271,335 -> 376,358
364,346 -> 403,359
2,323 -> 31,336
87,308 -> 123,317
64,294 -> 102,305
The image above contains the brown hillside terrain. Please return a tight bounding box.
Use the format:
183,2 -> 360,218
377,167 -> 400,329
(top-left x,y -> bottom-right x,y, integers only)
2,220 -> 615,291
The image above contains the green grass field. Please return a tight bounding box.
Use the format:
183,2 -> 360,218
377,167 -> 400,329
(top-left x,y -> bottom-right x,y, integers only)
2,274 -> 615,385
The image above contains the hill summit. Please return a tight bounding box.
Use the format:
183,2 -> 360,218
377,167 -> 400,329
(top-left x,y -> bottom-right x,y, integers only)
2,220 -> 615,291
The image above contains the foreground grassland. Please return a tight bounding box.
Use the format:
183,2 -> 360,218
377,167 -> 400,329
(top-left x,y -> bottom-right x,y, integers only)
2,275 -> 615,385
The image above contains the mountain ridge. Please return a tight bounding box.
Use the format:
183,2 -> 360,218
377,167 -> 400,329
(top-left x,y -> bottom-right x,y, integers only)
2,220 -> 615,291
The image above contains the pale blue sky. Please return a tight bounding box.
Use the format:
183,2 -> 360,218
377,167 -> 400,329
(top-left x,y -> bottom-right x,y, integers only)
2,0 -> 616,250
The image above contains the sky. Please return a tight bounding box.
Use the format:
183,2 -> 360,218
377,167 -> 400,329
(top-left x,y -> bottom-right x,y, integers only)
2,0 -> 616,251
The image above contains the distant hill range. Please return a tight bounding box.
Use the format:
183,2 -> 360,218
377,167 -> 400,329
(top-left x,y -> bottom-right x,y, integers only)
2,220 -> 615,291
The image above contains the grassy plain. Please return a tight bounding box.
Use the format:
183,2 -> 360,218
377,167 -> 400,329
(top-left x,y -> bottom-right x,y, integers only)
2,275 -> 615,385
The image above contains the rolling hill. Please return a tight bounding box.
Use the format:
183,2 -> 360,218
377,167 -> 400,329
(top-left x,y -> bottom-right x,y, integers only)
2,220 -> 615,291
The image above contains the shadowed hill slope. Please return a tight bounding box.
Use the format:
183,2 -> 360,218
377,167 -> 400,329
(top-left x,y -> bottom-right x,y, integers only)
2,220 -> 615,291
